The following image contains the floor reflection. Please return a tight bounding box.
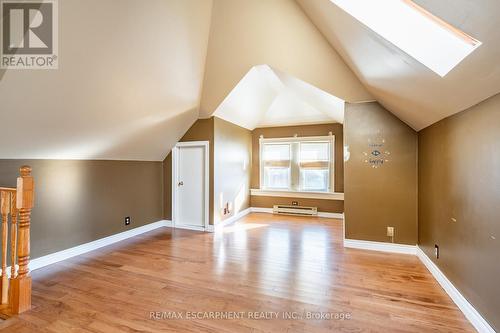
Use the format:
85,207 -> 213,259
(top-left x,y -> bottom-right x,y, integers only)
213,214 -> 336,304
213,222 -> 269,276
259,227 -> 291,294
21,213 -> 474,333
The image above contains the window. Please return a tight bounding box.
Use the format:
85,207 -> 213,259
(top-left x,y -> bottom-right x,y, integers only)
262,143 -> 291,189
260,136 -> 334,192
329,0 -> 482,77
299,142 -> 330,192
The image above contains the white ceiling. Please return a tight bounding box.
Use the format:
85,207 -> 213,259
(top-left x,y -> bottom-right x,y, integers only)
297,0 -> 500,130
0,0 -> 369,161
214,65 -> 345,130
0,0 -> 213,160
200,0 -> 372,119
2,0 -> 498,161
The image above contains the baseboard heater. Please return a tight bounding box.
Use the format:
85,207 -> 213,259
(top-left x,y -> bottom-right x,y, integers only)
273,205 -> 318,216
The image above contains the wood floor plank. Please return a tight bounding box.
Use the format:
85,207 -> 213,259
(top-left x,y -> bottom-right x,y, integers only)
0,213 -> 475,332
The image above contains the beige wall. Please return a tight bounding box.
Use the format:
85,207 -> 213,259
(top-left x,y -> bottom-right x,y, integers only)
0,160 -> 163,259
214,118 -> 252,223
251,123 -> 344,213
200,0 -> 372,117
418,93 -> 500,331
344,102 -> 417,245
0,0 -> 212,161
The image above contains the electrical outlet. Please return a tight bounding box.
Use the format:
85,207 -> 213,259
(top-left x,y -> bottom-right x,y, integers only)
386,226 -> 394,237
125,216 -> 131,226
434,244 -> 439,259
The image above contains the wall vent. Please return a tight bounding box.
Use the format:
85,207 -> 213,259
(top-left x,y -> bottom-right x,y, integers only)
273,205 -> 318,216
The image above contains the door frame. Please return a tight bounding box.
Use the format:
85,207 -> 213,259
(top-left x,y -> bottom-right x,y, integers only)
171,141 -> 210,231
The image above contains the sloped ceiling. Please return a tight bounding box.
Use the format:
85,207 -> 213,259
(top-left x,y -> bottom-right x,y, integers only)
200,0 -> 373,118
0,0 -> 372,161
214,65 -> 345,130
4,0 -> 493,161
0,0 -> 213,160
297,0 -> 500,130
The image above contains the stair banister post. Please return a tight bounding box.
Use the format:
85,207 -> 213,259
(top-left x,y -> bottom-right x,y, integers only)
10,193 -> 18,279
10,166 -> 34,314
0,191 -> 10,304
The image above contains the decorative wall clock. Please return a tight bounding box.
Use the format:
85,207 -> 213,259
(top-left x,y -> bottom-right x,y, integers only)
363,134 -> 390,168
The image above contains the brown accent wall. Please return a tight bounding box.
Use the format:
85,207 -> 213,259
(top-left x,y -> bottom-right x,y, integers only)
163,117 -> 252,225
163,118 -> 214,223
250,123 -> 344,213
344,102 -> 417,245
0,159 -> 163,259
418,93 -> 500,331
214,118 -> 252,223
251,196 -> 344,213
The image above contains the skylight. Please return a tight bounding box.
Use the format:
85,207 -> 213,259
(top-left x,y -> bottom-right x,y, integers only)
330,0 -> 482,77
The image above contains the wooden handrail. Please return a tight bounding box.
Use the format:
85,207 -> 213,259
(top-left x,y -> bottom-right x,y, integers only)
0,166 -> 34,316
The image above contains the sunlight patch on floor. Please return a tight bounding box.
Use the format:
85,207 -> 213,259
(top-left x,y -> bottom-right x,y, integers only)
222,223 -> 269,233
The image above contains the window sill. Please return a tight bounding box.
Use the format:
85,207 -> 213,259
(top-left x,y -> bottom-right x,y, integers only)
250,189 -> 344,201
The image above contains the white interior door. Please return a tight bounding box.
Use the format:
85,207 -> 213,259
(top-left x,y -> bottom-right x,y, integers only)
175,144 -> 207,228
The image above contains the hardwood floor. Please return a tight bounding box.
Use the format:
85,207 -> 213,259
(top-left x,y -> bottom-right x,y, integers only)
0,213 -> 474,332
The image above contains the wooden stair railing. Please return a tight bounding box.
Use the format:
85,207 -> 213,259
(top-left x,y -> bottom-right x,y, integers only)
0,166 -> 34,316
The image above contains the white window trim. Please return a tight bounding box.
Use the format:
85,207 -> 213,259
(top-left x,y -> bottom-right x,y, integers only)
259,135 -> 333,143
259,134 -> 335,193
250,189 -> 344,201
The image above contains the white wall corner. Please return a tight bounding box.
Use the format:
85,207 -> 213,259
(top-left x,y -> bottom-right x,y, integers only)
416,247 -> 496,333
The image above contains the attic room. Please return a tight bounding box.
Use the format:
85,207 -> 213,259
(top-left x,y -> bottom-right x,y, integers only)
0,0 -> 498,332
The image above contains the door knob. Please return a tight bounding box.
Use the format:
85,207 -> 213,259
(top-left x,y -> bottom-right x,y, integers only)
178,181 -> 184,186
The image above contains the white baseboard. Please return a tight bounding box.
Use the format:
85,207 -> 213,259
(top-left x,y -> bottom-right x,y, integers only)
171,208 -> 252,233
204,207 -> 343,232
318,212 -> 344,219
341,239 -> 494,332
416,247 -> 495,333
25,214 -> 495,333
170,224 -> 206,232
344,239 -> 417,255
250,207 -> 273,214
30,220 -> 171,271
250,207 -> 344,219
211,208 -> 251,232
